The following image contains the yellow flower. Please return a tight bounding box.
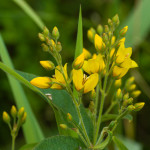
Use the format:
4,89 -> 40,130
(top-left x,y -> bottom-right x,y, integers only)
51,63 -> 68,89
94,34 -> 105,52
73,53 -> 85,70
72,69 -> 98,93
83,48 -> 91,59
40,61 -> 55,70
83,54 -> 105,74
30,77 -> 51,89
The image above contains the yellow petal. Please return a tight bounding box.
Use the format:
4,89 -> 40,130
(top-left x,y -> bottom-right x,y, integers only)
131,60 -> 138,68
72,69 -> 84,91
73,53 -> 85,70
96,54 -> 105,71
30,77 -> 51,89
113,66 -> 128,79
83,48 -> 91,59
110,48 -> 115,58
55,63 -> 68,84
50,78 -> 64,89
84,73 -> 99,93
94,34 -> 103,51
83,59 -> 99,74
111,36 -> 116,45
92,53 -> 97,59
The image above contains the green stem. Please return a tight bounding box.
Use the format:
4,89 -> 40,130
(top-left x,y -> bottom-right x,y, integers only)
12,135 -> 16,150
104,101 -> 117,115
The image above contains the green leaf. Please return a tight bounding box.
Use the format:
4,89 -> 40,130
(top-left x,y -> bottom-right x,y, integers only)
121,0 -> 150,48
113,136 -> 128,150
102,114 -> 117,122
0,62 -> 93,139
13,0 -> 45,30
94,131 -> 112,149
75,5 -> 83,58
19,143 -> 37,150
0,35 -> 44,143
33,136 -> 82,150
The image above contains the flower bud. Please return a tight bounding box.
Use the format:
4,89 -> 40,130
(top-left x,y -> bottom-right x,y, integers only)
111,36 -> 116,45
110,48 -> 115,58
127,105 -> 135,111
43,26 -> 49,36
131,90 -> 141,98
89,101 -> 95,113
11,105 -> 17,118
3,111 -> 11,124
18,107 -> 25,118
114,79 -> 122,88
30,77 -> 52,89
83,48 -> 91,60
90,89 -> 96,100
56,42 -> 62,52
94,34 -> 104,52
116,88 -> 122,99
123,98 -> 133,106
97,24 -> 103,35
104,25 -> 109,33
49,39 -> 56,51
117,38 -> 125,47
134,102 -> 145,111
40,61 -> 55,70
21,112 -> 27,124
120,26 -> 128,37
108,18 -> 113,26
87,27 -> 96,42
60,124 -> 67,129
38,33 -> 45,41
125,77 -> 135,88
67,113 -> 72,121
72,53 -> 84,70
102,33 -> 109,44
52,26 -> 59,40
112,14 -> 119,25
123,93 -> 129,101
41,43 -> 49,52
128,84 -> 136,91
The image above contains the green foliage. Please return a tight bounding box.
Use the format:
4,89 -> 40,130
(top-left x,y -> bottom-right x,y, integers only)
0,36 -> 44,143
19,143 -> 37,150
33,136 -> 82,150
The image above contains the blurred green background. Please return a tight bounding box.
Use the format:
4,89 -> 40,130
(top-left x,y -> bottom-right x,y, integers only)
0,0 -> 150,149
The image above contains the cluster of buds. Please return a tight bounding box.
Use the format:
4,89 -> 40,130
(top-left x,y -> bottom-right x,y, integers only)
2,106 -> 27,138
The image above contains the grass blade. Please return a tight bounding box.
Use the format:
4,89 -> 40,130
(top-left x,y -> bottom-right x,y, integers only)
0,35 -> 44,143
13,0 -> 45,30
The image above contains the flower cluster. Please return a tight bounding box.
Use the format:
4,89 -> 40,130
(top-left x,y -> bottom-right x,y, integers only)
30,14 -> 145,148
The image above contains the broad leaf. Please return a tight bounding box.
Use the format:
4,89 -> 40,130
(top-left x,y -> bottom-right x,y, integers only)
113,136 -> 128,150
33,136 -> 82,150
19,143 -> 37,150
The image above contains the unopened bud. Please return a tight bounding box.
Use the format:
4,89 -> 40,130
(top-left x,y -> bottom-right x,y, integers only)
102,33 -> 109,44
49,39 -> 56,51
123,93 -> 129,101
97,24 -> 103,35
73,53 -> 84,70
111,36 -> 116,45
38,33 -> 45,41
52,26 -> 59,40
88,28 -> 96,40
56,42 -> 62,52
43,26 -> 49,36
21,112 -> 27,124
90,89 -> 96,100
3,111 -> 10,124
108,18 -> 113,26
116,88 -> 122,99
127,105 -> 135,111
40,61 -> 55,70
112,14 -> 119,25
41,43 -> 49,52
89,101 -> 95,113
11,105 -> 17,118
110,48 -> 115,58
104,25 -> 109,33
131,90 -> 141,98
18,107 -> 25,118
128,84 -> 136,91
123,98 -> 133,106
94,34 -> 105,52
67,113 -> 72,121
134,102 -> 145,111
120,26 -> 128,37
60,124 -> 67,129
125,77 -> 135,88
114,79 -> 122,88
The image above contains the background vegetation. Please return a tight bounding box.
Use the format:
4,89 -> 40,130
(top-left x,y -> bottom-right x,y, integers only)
0,0 -> 150,149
